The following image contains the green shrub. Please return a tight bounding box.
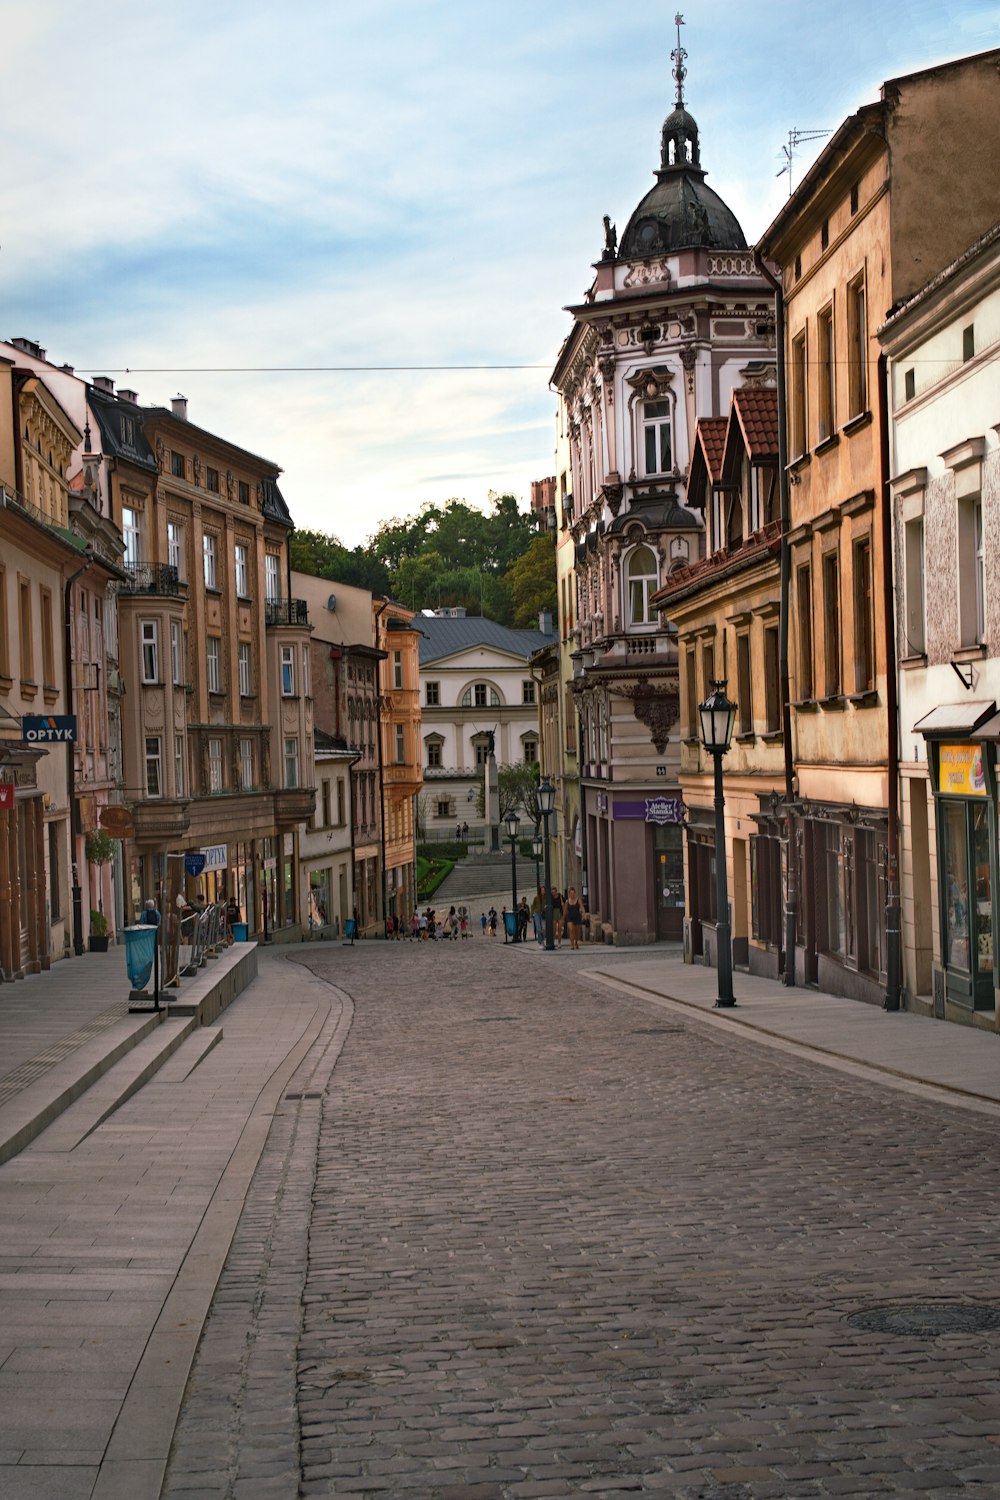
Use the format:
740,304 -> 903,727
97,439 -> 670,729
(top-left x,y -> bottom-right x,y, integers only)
416,856 -> 455,902
417,840 -> 469,862
90,909 -> 109,937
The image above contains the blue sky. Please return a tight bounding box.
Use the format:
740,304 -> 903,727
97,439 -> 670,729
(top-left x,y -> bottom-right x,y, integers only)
4,0 -> 999,544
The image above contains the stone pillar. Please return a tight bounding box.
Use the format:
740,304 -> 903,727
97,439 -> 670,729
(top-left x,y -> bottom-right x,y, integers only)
485,750 -> 500,852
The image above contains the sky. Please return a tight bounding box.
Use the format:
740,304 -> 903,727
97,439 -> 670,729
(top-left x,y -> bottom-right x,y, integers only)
4,0 -> 999,545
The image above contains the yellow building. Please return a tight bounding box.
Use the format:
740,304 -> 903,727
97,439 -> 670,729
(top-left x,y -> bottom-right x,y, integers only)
375,598 -> 423,924
757,46 -> 1000,1004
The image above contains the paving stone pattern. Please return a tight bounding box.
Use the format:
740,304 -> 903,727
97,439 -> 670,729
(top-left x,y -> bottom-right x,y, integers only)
172,943 -> 1000,1498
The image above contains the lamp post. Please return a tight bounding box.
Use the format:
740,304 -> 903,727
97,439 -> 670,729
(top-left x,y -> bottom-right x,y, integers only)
537,777 -> 556,951
699,680 -> 738,1007
504,808 -> 521,941
532,827 -> 542,896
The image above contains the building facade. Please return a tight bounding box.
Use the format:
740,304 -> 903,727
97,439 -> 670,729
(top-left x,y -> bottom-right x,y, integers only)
880,221 -> 1000,1027
551,49 -> 774,942
376,600 -> 422,923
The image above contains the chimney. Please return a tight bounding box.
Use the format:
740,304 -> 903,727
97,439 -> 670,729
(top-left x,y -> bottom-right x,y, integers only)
92,376 -> 115,394
171,394 -> 188,421
538,608 -> 554,635
60,364 -> 75,376
118,388 -> 139,405
11,337 -> 46,361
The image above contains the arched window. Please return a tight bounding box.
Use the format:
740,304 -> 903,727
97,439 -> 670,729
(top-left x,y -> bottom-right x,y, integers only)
625,545 -> 659,628
460,681 -> 501,708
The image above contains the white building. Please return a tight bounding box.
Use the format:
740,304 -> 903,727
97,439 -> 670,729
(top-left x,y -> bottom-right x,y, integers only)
418,610 -> 556,841
881,220 -> 1000,1026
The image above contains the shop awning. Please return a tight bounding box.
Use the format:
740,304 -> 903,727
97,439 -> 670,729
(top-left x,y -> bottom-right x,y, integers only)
913,700 -> 996,736
974,711 -> 1000,741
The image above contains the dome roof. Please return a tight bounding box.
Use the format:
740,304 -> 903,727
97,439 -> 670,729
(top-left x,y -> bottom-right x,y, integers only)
619,102 -> 747,259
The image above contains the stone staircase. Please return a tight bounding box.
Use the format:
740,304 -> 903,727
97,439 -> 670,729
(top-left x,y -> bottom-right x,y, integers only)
432,852 -> 542,902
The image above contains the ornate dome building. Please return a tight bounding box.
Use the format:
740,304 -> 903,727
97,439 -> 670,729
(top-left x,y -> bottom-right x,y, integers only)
548,21 -> 775,944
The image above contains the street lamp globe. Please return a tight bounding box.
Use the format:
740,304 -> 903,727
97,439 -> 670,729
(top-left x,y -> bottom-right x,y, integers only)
699,680 -> 737,756
504,809 -> 520,840
531,830 -> 543,860
538,778 -> 556,816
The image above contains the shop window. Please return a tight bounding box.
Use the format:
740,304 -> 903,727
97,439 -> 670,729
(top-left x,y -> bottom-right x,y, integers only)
750,834 -> 782,946
822,552 -> 841,696
48,822 -> 62,923
857,830 -> 887,977
796,564 -> 814,699
853,537 -> 875,692
958,496 -> 985,647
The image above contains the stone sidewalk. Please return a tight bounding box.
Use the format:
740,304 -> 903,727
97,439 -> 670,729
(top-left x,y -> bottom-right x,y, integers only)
0,947 -> 349,1500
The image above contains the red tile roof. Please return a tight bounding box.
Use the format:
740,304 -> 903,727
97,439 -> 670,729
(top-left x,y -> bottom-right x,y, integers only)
732,387 -> 779,458
693,417 -> 727,482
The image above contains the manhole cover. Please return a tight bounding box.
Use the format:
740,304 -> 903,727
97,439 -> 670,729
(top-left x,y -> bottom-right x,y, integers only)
847,1303 -> 1000,1336
631,1027 -> 684,1035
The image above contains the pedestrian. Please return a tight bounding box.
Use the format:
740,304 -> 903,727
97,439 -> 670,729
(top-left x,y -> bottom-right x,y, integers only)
462,820 -> 469,841
448,905 -> 459,940
418,910 -> 428,940
140,898 -> 161,927
550,886 -> 564,947
456,821 -> 462,841
517,896 -> 530,943
531,887 -> 544,944
480,911 -> 487,937
225,895 -> 241,927
410,909 -> 420,940
460,911 -> 469,939
385,913 -> 395,941
488,907 -> 497,938
564,886 -> 586,950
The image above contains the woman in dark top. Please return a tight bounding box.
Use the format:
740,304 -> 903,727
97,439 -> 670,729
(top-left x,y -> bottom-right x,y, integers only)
564,887 -> 585,950
550,886 -> 564,947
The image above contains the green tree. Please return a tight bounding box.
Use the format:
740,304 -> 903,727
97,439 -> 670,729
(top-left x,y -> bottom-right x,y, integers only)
289,530 -> 390,593
477,762 -> 541,823
503,534 -> 557,629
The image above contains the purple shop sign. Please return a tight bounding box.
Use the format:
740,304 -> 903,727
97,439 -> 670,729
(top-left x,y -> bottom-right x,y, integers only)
613,797 -> 683,825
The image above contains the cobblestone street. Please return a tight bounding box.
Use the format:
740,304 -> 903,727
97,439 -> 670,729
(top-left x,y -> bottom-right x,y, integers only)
166,942 -> 1000,1499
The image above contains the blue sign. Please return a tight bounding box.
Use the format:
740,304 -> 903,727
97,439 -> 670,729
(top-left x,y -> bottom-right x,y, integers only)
22,714 -> 77,743
184,853 -> 207,877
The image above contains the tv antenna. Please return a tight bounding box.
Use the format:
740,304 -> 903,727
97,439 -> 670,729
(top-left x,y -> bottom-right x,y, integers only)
777,128 -> 831,195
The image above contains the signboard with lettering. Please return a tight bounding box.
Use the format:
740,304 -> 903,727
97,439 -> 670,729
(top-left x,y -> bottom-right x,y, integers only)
184,853 -> 207,878
612,797 -> 684,825
0,783 -> 13,810
100,804 -> 135,838
937,743 -> 988,798
200,844 -> 228,871
22,714 -> 77,743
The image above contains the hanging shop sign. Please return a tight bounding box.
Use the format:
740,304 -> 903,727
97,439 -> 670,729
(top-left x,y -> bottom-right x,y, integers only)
22,714 -> 77,743
612,797 -> 684,825
936,743 -> 988,798
184,853 -> 207,878
100,804 -> 135,837
199,844 -> 228,871
0,783 -> 14,810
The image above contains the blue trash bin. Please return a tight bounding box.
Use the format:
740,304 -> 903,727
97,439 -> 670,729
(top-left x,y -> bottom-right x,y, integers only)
503,910 -> 517,941
231,921 -> 248,942
123,925 -> 156,990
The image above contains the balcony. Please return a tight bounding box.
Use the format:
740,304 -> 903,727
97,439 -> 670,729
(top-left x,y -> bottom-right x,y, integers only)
274,785 -> 317,824
120,563 -> 184,597
265,598 -> 310,627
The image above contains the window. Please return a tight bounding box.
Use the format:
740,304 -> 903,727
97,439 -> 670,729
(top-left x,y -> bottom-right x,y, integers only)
168,521 -> 185,579
238,641 -> 252,697
426,740 -> 442,768
392,651 -> 403,689
963,324 -> 975,362
208,736 -> 224,792
474,740 -> 490,767
847,275 -> 867,417
523,738 -> 538,765
436,799 -> 452,819
175,738 -> 185,797
171,451 -> 185,479
122,507 -> 141,566
626,544 -> 658,627
240,737 -> 254,791
207,636 -> 221,694
281,644 -> 295,695
0,566 -> 9,680
702,640 -> 715,701
171,622 -> 184,685
302,644 -> 311,697
425,681 -> 440,706
685,647 -> 698,737
394,724 -> 405,763
141,620 -> 159,683
904,368 -> 916,402
145,736 -> 162,798
40,588 -> 55,687
794,253 -> 801,281
823,823 -> 844,957
319,779 -> 331,827
265,553 -> 280,602
337,777 -> 346,825
235,543 -> 250,597
853,537 -> 875,692
903,517 -> 925,656
462,682 -> 500,707
642,400 -> 672,474
49,822 -> 62,923
522,679 -> 536,705
791,331 -> 808,457
284,737 -> 299,789
958,496 -> 986,648
736,633 -> 753,736
18,578 -> 33,682
238,480 -> 250,506
203,532 -> 218,589
797,565 -> 814,699
850,181 -> 859,215
817,305 -> 835,441
206,466 -> 219,493
820,217 -> 829,251
823,552 -> 841,696
764,625 -> 780,733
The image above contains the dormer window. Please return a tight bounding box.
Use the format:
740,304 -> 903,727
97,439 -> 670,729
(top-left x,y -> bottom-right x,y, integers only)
626,544 -> 659,628
642,400 -> 672,475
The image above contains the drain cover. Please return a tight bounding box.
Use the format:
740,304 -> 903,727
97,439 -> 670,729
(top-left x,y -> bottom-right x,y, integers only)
847,1303 -> 1000,1336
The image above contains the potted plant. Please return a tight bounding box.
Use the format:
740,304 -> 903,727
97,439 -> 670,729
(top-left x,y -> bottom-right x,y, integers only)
85,829 -> 117,951
89,910 -> 110,952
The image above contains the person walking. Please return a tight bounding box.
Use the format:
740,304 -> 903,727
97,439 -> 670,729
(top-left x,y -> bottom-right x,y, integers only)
410,909 -> 420,941
564,887 -> 586,950
480,911 -> 487,938
517,896 -> 530,944
550,886 -> 564,947
488,907 -> 497,938
530,887 -> 544,944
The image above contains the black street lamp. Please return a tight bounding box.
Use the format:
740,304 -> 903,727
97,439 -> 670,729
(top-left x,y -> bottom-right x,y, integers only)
504,808 -> 521,942
699,680 -> 738,1007
532,827 -> 542,894
538,777 -> 556,952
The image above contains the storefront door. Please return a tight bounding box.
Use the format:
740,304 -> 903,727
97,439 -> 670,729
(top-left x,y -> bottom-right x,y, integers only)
654,824 -> 685,940
933,740 -> 996,1011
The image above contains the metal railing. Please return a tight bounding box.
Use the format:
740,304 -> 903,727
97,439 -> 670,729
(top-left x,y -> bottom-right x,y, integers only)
119,562 -> 183,596
265,597 -> 310,627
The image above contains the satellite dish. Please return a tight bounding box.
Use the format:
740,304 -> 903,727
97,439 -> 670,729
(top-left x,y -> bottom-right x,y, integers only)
326,593 -> 337,612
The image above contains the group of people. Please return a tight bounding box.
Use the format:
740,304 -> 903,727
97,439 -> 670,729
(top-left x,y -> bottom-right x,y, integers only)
389,905 -> 472,941
493,886 -> 588,949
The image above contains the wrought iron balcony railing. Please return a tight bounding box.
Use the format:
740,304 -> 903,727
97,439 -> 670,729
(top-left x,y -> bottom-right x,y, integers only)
119,562 -> 183,596
265,597 -> 310,627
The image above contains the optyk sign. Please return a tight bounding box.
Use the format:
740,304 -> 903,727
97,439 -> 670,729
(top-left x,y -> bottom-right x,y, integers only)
22,715 -> 78,744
